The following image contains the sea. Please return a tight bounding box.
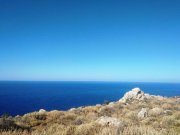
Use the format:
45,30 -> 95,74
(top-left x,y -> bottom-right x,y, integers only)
0,81 -> 180,116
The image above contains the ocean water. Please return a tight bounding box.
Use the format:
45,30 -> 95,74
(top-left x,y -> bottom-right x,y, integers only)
0,81 -> 180,116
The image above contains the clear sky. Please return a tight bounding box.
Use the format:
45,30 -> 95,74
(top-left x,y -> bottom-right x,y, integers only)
0,0 -> 180,82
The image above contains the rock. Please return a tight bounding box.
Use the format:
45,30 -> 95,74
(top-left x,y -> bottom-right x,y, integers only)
119,88 -> 168,103
138,108 -> 148,119
144,94 -> 151,99
175,98 -> 180,104
39,109 -> 46,113
49,110 -> 60,113
108,102 -> 115,107
164,110 -> 172,115
109,102 -> 115,105
149,107 -> 164,116
96,116 -> 124,127
119,88 -> 148,102
96,104 -> 101,107
69,108 -> 76,111
15,115 -> 20,118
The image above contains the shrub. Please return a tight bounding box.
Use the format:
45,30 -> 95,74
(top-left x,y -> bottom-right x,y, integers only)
161,116 -> 176,128
98,107 -> 115,117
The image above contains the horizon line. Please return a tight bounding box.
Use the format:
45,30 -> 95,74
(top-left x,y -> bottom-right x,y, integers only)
0,80 -> 179,84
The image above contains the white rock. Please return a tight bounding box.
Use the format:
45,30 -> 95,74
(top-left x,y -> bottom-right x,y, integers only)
109,102 -> 115,105
119,88 -> 147,102
137,108 -> 148,119
39,109 -> 46,113
96,116 -> 124,127
15,115 -> 20,118
144,94 -> 151,99
96,104 -> 101,107
108,102 -> 115,107
149,107 -> 163,116
164,110 -> 172,115
69,108 -> 76,111
49,110 -> 59,113
176,97 -> 180,104
119,88 -> 168,103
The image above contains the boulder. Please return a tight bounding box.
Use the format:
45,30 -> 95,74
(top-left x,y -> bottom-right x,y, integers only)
96,116 -> 124,127
144,94 -> 151,99
149,107 -> 164,116
49,110 -> 60,113
69,108 -> 76,111
96,104 -> 101,107
39,109 -> 46,114
109,102 -> 115,105
164,110 -> 172,115
175,97 -> 180,105
119,88 -> 148,102
15,115 -> 20,118
108,102 -> 115,107
137,108 -> 148,119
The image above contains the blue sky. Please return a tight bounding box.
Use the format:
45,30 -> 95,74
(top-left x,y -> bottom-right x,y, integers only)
0,0 -> 180,82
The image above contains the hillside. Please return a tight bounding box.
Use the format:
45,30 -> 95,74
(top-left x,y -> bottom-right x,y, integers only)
0,88 -> 180,135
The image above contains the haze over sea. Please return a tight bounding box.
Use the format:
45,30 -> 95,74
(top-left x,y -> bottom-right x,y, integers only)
0,81 -> 179,116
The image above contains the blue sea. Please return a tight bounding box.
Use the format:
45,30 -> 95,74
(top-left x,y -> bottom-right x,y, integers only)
0,81 -> 180,116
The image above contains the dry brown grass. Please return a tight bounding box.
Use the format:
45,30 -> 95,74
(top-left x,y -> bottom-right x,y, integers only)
0,96 -> 180,135
1,125 -> 179,135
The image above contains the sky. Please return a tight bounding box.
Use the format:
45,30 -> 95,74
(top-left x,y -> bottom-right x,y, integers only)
0,0 -> 180,82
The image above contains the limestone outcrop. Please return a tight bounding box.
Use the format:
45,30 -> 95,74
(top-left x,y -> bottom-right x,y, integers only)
119,88 -> 148,102
39,109 -> 46,114
119,87 -> 166,103
137,108 -> 148,119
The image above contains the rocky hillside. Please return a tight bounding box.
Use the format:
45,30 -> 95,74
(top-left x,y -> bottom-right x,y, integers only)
0,88 -> 180,135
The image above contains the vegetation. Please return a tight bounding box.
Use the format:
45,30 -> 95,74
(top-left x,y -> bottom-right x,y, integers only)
0,90 -> 179,135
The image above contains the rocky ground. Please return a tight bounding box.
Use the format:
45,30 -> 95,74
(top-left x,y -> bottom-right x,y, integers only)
0,88 -> 180,135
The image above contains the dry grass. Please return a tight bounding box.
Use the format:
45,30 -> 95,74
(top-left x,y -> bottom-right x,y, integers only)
0,125 -> 179,135
0,96 -> 180,135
